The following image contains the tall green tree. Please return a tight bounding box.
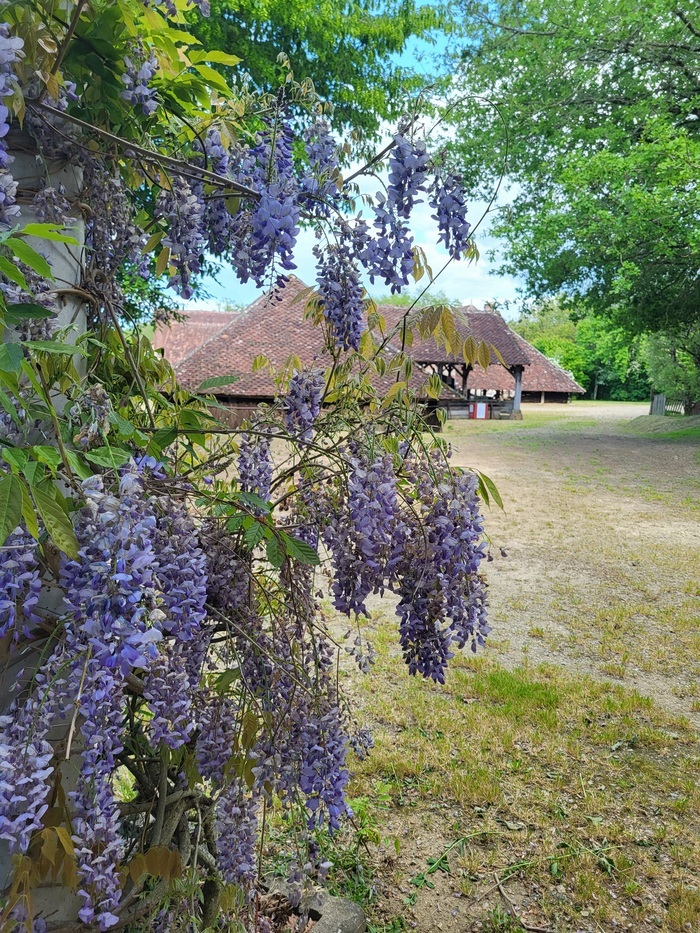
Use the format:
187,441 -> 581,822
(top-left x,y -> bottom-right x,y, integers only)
643,324 -> 700,411
511,300 -> 650,399
192,0 -> 442,139
442,0 -> 700,336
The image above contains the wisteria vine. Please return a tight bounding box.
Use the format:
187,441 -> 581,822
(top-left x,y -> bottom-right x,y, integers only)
0,4 -> 496,932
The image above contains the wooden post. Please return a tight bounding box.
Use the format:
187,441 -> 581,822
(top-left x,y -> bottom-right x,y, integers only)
541,390 -> 546,404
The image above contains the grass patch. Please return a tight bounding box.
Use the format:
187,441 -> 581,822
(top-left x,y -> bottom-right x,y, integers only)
625,414 -> 700,441
339,633 -> 700,931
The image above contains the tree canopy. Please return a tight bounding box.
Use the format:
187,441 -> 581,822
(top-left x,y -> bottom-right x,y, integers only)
511,301 -> 650,400
442,0 -> 700,336
192,0 -> 442,140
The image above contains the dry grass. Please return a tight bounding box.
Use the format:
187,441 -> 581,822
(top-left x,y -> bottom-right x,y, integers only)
327,403 -> 700,932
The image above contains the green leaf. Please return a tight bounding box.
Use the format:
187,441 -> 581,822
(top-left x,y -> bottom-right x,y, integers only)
19,479 -> 39,540
0,384 -> 19,422
22,341 -> 86,356
64,449 -> 94,481
195,373 -> 239,392
189,49 -> 242,66
244,521 -> 266,549
31,445 -> 63,470
84,447 -> 132,470
5,238 -> 53,279
477,471 -> 504,510
1,447 -> 28,471
237,491 -> 270,514
0,342 -> 24,375
226,511 -> 245,532
0,255 -> 28,287
19,223 -> 79,245
31,485 -> 79,559
282,533 -> 320,566
0,473 -> 22,546
4,303 -> 56,324
194,64 -> 232,95
214,668 -> 241,694
266,535 -> 284,569
147,426 -> 178,455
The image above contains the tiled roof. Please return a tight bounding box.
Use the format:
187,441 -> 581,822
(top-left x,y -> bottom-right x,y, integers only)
175,276 -> 462,401
376,304 -> 532,367
469,331 -> 585,394
153,310 -> 237,367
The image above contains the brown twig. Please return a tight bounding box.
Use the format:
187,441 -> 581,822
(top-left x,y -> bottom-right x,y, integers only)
495,872 -> 552,933
49,0 -> 88,80
30,102 -> 261,199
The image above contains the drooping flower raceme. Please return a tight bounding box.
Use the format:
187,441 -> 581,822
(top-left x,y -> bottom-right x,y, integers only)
0,527 -> 42,643
359,193 -> 415,293
237,429 -> 273,503
120,44 -> 159,116
315,236 -> 366,351
0,23 -> 23,222
283,369 -> 324,442
430,170 -> 472,260
395,452 -> 490,683
322,451 -> 403,616
386,134 -> 430,219
157,175 -> 205,299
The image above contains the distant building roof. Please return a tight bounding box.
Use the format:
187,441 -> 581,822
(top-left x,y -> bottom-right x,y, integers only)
377,303 -> 531,368
175,276 -> 462,401
469,331 -> 585,394
153,310 -> 237,367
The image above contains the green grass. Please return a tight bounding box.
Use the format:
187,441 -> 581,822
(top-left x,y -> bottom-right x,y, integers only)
336,623 -> 700,931
625,414 -> 700,442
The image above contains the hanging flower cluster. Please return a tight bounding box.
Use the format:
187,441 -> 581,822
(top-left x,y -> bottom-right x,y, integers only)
283,369 -> 325,442
0,527 -> 42,643
120,43 -> 159,116
311,443 -> 490,684
0,23 -> 23,224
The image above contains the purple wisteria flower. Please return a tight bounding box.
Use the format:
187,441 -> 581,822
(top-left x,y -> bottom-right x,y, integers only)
283,369 -> 324,442
315,236 -> 366,351
216,777 -> 259,889
300,118 -> 341,213
120,44 -> 159,116
0,527 -> 42,643
430,171 -> 472,259
0,23 -> 23,223
157,175 -> 205,298
237,428 -> 273,502
386,133 -> 430,219
322,451 -> 403,616
395,452 -> 490,683
229,119 -> 300,286
32,178 -> 71,225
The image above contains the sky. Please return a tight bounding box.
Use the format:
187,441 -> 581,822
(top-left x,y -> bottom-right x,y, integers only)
184,8 -> 525,321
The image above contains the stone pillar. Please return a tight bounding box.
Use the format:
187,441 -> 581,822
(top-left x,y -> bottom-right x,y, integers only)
509,365 -> 523,420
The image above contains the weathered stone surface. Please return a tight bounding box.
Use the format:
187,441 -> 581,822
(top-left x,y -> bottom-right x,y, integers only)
303,888 -> 366,933
264,878 -> 366,933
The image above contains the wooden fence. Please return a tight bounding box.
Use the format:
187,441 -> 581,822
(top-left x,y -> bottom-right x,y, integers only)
650,394 -> 685,416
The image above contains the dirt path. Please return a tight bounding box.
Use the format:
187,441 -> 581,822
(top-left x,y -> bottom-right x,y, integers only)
447,402 -> 700,727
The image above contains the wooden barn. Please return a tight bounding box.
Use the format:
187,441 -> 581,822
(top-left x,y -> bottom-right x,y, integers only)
154,278 -> 584,423
467,330 -> 585,404
160,276 -> 462,424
